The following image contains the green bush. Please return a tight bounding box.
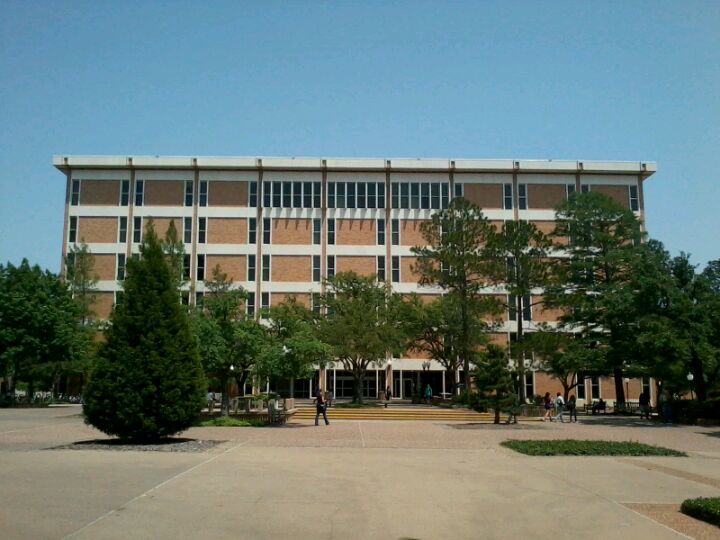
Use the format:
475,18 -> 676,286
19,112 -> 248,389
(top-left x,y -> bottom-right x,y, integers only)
501,439 -> 686,456
83,227 -> 206,441
681,497 -> 720,527
199,416 -> 266,427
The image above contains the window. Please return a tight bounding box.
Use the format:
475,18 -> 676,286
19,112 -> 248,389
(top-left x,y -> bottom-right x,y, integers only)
312,293 -> 321,314
400,183 -> 409,209
263,182 -> 271,207
566,184 -> 576,198
576,373 -> 586,400
391,183 -> 399,209
454,182 -> 464,199
503,184 -> 513,210
313,182 -> 321,208
262,255 -> 270,281
120,180 -> 130,206
590,376 -> 600,399
357,183 -> 366,209
327,255 -> 335,278
184,181 -> 193,206
313,218 -> 321,245
71,180 -> 80,206
195,292 -> 204,307
391,256 -> 400,283
261,292 -> 270,319
272,182 -> 281,208
336,182 -> 345,209
198,217 -> 207,244
196,254 -> 205,281
524,373 -> 534,400
69,216 -> 78,243
581,184 -> 590,194
327,219 -> 335,245
508,295 -> 531,321
378,182 -> 385,208
303,182 -> 312,208
247,255 -> 256,281
377,255 -> 386,281
263,218 -> 271,244
133,217 -> 142,243
248,218 -> 257,244
116,254 -> 126,280
181,292 -> 190,306
328,183 -> 336,208
441,183 -> 449,208
313,255 -> 321,282
135,180 -> 144,206
431,183 -> 440,209
118,217 -> 127,243
246,292 -> 255,316
629,185 -> 639,211
249,181 -> 257,207
518,184 -> 527,210
642,376 -> 651,396
367,183 -> 376,209
293,181 -> 302,208
411,183 -> 420,209
183,254 -> 191,280
199,181 -> 208,206
391,219 -> 399,245
184,217 -> 192,244
282,182 -> 292,208
115,291 -> 124,306
377,219 -> 385,245
346,183 -> 356,208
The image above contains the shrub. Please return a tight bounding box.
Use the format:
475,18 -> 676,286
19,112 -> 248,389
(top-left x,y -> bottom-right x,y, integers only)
681,497 -> 720,527
83,226 -> 206,441
501,439 -> 686,456
199,416 -> 266,427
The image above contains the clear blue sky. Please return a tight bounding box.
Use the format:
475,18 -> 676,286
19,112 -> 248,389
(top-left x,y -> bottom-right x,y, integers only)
1,0 -> 718,272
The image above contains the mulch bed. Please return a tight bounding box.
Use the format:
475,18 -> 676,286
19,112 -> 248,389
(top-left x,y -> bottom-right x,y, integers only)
48,438 -> 226,453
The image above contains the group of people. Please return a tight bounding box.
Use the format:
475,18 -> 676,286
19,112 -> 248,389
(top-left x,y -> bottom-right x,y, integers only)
542,392 -> 578,423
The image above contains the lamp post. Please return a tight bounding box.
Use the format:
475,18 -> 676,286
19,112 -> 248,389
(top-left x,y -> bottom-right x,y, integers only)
422,361 -> 431,404
623,377 -> 630,404
687,373 -> 694,400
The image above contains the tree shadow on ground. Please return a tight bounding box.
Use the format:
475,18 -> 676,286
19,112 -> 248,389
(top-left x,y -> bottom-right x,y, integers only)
46,438 -> 226,452
697,430 -> 720,439
579,416 -> 684,428
448,422 -> 542,430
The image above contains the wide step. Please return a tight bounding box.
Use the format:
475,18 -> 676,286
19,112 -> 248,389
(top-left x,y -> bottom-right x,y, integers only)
293,406 -> 493,421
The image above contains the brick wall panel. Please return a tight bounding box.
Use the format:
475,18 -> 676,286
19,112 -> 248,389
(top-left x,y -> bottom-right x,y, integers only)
592,185 -> 630,209
144,217 -> 182,239
272,256 -> 311,282
464,184 -> 502,209
337,256 -> 376,277
92,254 -> 116,280
208,218 -> 248,244
273,219 -> 311,244
528,184 -> 566,209
400,220 -> 427,247
336,219 -> 376,245
206,255 -> 246,282
532,296 -> 565,322
401,256 -> 420,283
271,293 -> 311,308
80,180 -> 120,206
93,292 -> 115,320
77,217 -> 118,243
209,181 -> 247,207
144,181 -> 184,206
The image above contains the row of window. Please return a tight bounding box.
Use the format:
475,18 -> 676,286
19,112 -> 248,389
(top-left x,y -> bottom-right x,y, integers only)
71,179 -> 640,212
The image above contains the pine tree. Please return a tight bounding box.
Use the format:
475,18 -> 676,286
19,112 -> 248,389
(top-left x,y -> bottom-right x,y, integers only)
83,225 -> 206,441
472,345 -> 517,424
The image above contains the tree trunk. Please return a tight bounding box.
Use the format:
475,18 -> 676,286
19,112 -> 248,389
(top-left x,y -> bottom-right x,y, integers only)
353,373 -> 363,404
613,368 -> 625,407
493,405 -> 500,424
516,295 -> 526,403
446,368 -> 455,396
220,374 -> 230,416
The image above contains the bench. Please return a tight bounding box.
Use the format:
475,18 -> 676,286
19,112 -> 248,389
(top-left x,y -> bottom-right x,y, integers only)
267,399 -> 297,425
584,400 -> 611,414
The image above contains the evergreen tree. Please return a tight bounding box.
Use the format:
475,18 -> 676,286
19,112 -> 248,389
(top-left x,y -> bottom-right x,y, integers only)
83,225 -> 205,440
471,344 -> 517,424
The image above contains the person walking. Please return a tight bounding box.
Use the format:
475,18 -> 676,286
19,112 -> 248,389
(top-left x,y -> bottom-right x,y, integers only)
315,387 -> 329,426
552,392 -> 565,423
326,389 -> 334,408
638,391 -> 651,420
424,384 -> 432,405
542,392 -> 553,421
385,385 -> 392,408
566,394 -> 578,422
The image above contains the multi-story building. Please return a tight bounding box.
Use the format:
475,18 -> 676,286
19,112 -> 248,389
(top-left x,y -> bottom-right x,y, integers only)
55,155 -> 656,404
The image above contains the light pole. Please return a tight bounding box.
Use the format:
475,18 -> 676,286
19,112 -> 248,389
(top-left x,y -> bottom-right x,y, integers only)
422,361 -> 431,404
623,377 -> 630,405
687,373 -> 694,400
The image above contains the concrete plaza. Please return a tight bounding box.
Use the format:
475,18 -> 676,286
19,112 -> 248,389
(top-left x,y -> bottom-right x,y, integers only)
1,407 -> 719,540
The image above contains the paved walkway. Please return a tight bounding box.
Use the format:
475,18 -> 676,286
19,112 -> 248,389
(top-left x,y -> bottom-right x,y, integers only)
1,407 -> 719,539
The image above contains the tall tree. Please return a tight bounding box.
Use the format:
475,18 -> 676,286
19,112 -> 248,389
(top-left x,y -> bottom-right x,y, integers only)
192,264 -> 266,416
485,220 -> 553,402
320,272 -> 407,403
0,260 -> 84,398
472,344 -> 517,424
412,198 -> 498,389
64,241 -> 99,325
546,191 -> 644,405
83,225 -> 206,440
161,220 -> 185,291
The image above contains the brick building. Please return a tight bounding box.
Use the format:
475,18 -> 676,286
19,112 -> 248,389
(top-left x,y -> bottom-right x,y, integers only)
56,155 -> 656,404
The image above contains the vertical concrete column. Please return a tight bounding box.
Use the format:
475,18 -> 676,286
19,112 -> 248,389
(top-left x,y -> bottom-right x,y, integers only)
190,160 -> 199,301
255,161 -> 264,316
512,161 -> 520,222
60,164 -> 72,273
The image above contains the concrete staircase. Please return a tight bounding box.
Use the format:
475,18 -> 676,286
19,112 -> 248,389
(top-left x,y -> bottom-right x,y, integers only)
293,404 -> 493,422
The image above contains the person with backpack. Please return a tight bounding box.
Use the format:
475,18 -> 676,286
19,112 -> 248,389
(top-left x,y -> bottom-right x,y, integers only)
542,392 -> 553,421
314,387 -> 329,426
566,394 -> 578,423
385,385 -> 392,408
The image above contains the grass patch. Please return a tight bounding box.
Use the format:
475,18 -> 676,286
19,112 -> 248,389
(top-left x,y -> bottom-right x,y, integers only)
501,439 -> 686,456
199,416 -> 267,427
681,497 -> 720,527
